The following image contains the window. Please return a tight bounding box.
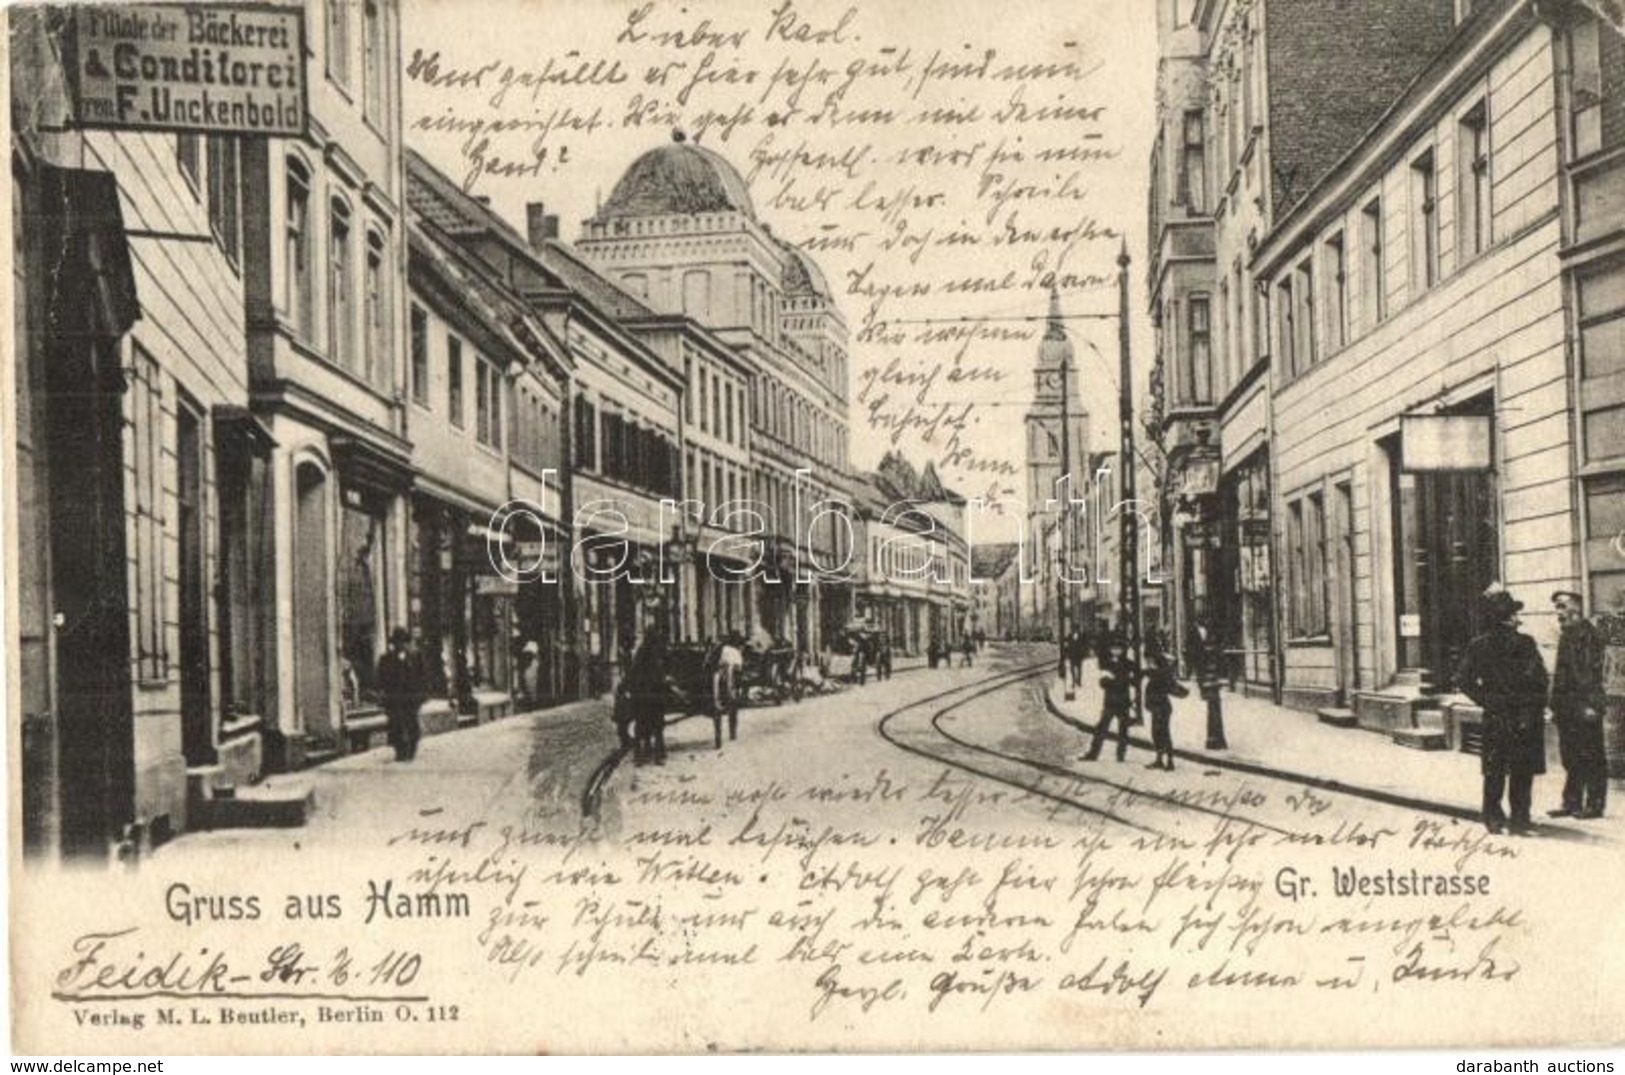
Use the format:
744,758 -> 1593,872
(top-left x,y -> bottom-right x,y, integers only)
1184,295 -> 1212,404
363,0 -> 385,122
1361,197 -> 1386,327
364,231 -> 386,390
206,136 -> 240,267
1217,279 -> 1230,394
1577,257 -> 1625,463
699,365 -> 709,433
683,270 -> 711,319
1324,232 -> 1347,353
1241,24 -> 1255,134
327,0 -> 351,89
410,305 -> 429,407
286,161 -> 313,337
329,199 -> 353,369
1411,150 -> 1439,291
1276,277 -> 1296,376
1459,101 -> 1490,261
726,381 -> 736,443
1233,261 -> 1247,378
476,355 -> 503,449
1180,110 -> 1206,212
1306,492 -> 1328,636
1295,259 -> 1317,370
1568,18 -> 1603,159
574,395 -> 597,469
176,134 -> 200,192
132,348 -> 167,680
447,335 -> 464,428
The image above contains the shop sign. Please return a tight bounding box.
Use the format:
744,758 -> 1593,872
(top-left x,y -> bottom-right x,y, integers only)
68,4 -> 307,136
475,575 -> 520,596
1176,454 -> 1221,498
1240,544 -> 1271,591
1400,414 -> 1492,472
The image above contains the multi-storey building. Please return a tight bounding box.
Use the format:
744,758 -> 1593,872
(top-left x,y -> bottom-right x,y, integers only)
11,8 -> 263,857
406,207 -> 571,728
1147,0 -> 1458,687
970,543 -> 1023,641
237,0 -> 409,767
575,135 -> 853,654
1255,0 -> 1588,746
405,153 -> 686,693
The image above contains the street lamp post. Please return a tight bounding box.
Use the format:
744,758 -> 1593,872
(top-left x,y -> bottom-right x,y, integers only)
1117,243 -> 1145,731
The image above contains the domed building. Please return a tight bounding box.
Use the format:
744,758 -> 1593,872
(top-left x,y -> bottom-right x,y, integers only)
576,134 -> 853,652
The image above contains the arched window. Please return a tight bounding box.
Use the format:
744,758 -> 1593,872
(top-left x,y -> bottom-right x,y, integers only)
364,229 -> 387,391
328,198 -> 355,370
286,159 -> 313,337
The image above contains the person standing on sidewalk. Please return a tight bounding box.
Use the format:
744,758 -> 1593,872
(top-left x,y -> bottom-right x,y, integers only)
1082,634 -> 1134,762
1064,628 -> 1088,691
1549,591 -> 1609,819
1143,642 -> 1190,771
1455,586 -> 1549,835
377,627 -> 425,762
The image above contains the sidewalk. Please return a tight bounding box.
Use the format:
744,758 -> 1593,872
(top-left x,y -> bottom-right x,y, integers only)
1046,664 -> 1624,838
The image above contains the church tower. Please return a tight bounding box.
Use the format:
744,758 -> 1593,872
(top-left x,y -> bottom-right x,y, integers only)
1022,289 -> 1091,630
1025,289 -> 1091,523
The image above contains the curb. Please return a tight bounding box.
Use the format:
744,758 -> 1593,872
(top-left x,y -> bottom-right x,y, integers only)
1043,681 -> 1482,823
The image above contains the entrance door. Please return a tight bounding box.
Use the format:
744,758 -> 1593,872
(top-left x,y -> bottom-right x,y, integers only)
177,401 -> 211,765
1418,469 -> 1498,691
1334,481 -> 1359,700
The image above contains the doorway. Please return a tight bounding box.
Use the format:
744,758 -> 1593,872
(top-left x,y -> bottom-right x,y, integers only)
1334,480 -> 1360,700
177,400 -> 211,765
294,462 -> 333,742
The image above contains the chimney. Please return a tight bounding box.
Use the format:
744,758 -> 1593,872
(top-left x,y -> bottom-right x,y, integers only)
526,202 -> 556,250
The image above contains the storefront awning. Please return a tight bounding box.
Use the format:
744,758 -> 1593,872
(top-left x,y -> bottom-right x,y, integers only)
40,164 -> 140,341
214,405 -> 276,457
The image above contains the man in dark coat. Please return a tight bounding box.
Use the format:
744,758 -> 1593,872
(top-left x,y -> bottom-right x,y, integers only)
1082,634 -> 1134,763
627,629 -> 670,765
1455,587 -> 1549,835
1549,591 -> 1609,819
376,627 -> 425,762
1064,628 -> 1088,690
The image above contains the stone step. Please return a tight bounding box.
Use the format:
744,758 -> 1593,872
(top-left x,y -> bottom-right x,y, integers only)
1316,707 -> 1358,728
192,777 -> 315,830
1391,726 -> 1448,751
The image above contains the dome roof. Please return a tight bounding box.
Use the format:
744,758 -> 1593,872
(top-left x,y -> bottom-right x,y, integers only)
599,136 -> 755,220
781,244 -> 831,299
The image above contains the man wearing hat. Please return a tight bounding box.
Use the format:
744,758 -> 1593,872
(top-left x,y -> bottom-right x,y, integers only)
377,627 -> 425,762
1455,585 -> 1549,834
1549,590 -> 1608,819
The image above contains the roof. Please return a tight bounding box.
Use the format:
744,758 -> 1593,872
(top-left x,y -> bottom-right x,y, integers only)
525,236 -> 657,322
598,137 -> 756,220
780,242 -> 831,299
971,542 -> 1021,579
408,215 -> 567,378
405,148 -> 530,253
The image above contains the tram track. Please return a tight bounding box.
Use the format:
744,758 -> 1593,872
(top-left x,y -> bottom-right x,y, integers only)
875,656 -> 1303,841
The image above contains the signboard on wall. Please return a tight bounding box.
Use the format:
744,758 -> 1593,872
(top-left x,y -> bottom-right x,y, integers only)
1400,414 -> 1492,471
67,4 -> 307,136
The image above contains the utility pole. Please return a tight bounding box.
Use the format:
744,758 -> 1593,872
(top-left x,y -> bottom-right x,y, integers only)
1117,242 -> 1144,729
1054,288 -> 1074,699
